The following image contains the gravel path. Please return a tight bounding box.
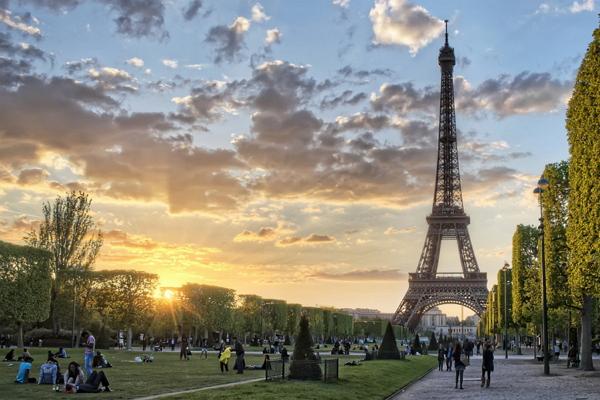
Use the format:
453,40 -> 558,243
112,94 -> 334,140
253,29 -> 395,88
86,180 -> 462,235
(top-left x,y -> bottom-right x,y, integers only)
392,355 -> 600,400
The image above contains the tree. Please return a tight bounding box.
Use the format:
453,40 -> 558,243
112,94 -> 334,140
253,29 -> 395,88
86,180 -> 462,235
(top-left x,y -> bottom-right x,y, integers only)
378,322 -> 401,359
412,333 -> 422,354
511,225 -> 539,331
26,191 -> 103,334
289,315 -> 321,380
286,304 -> 302,338
0,241 -> 52,347
181,284 -> 235,340
429,331 -> 438,351
565,23 -> 600,371
98,270 -> 158,349
496,268 -> 512,331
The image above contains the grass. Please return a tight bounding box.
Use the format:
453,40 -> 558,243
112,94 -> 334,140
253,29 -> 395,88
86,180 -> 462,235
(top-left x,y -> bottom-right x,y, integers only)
172,356 -> 437,400
0,348 -> 436,400
0,347 -> 265,399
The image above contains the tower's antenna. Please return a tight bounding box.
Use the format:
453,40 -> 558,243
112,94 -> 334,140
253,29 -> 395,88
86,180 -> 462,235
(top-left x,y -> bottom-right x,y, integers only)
444,19 -> 449,46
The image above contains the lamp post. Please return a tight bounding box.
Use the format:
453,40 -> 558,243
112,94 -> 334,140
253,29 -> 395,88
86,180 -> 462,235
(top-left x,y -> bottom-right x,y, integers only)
502,262 -> 510,359
533,177 -> 550,375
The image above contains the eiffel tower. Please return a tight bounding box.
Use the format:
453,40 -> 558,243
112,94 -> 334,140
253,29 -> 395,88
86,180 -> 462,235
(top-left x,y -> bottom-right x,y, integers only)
393,21 -> 488,330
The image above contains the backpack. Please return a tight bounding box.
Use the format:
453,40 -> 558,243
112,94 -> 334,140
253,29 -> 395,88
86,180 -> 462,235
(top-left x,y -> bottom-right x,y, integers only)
39,363 -> 57,384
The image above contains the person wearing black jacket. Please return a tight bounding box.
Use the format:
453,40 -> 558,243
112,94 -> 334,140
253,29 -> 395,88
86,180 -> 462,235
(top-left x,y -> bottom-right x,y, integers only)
233,337 -> 245,374
481,342 -> 494,388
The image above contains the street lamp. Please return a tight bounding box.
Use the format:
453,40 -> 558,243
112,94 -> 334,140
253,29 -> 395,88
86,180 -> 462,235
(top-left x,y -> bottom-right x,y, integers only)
502,262 -> 510,359
533,177 -> 550,375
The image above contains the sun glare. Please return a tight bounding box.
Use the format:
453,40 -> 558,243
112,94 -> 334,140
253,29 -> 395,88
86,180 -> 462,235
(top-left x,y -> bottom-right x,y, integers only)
163,289 -> 175,300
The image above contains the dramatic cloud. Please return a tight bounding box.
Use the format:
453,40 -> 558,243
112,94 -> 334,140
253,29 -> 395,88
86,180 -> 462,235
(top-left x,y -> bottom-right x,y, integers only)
182,0 -> 202,20
171,79 -> 243,122
265,28 -> 281,45
17,167 -> 48,185
369,0 -> 444,55
0,32 -> 47,61
251,3 -> 269,22
0,9 -> 41,37
104,229 -> 158,249
125,57 -> 144,68
205,16 -> 250,63
370,82 -> 437,114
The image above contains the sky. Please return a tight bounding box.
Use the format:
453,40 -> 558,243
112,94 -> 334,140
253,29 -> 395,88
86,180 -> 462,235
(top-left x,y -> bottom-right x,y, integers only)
0,0 -> 596,316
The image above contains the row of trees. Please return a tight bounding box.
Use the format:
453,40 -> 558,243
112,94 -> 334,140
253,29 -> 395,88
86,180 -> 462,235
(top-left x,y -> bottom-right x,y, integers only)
481,23 -> 599,370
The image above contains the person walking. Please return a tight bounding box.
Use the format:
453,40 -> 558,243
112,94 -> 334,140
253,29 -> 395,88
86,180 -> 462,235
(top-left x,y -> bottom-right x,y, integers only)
81,331 -> 95,376
453,342 -> 466,389
233,337 -> 245,374
446,344 -> 453,371
481,342 -> 494,388
219,347 -> 231,373
437,346 -> 445,371
180,336 -> 189,361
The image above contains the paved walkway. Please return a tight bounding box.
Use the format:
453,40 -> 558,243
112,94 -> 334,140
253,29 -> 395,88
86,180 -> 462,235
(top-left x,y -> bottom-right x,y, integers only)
392,356 -> 600,400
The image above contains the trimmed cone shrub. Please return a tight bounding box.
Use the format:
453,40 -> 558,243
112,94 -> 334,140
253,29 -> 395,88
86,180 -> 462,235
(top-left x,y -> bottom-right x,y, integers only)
378,322 -> 401,359
412,334 -> 422,354
429,331 -> 438,351
289,315 -> 322,380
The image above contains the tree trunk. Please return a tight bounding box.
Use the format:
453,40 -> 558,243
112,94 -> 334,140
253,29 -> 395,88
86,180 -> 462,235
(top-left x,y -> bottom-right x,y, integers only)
579,295 -> 594,371
127,326 -> 133,350
17,321 -> 24,348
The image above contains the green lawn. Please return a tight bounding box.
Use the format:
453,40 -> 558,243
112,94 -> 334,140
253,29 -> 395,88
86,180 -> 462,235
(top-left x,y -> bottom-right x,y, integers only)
0,348 -> 265,399
0,348 -> 435,400
172,356 -> 437,400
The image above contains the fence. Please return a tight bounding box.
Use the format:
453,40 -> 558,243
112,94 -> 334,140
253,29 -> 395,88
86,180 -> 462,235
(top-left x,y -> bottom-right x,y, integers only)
265,358 -> 339,383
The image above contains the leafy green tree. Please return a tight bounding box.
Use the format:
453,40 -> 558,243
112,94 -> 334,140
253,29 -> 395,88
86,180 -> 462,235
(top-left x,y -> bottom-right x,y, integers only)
302,307 -> 324,341
378,322 -> 401,359
289,315 -> 322,380
263,299 -> 287,335
511,225 -> 539,331
286,303 -> 302,338
98,270 -> 158,349
497,267 -> 513,330
26,191 -> 103,334
565,23 -> 600,371
0,241 -> 52,347
181,284 -> 235,341
237,294 -> 263,339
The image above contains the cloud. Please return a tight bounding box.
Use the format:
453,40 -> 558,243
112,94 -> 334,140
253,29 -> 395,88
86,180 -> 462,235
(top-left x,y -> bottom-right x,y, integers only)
320,90 -> 367,109
171,79 -> 243,122
265,28 -> 281,45
309,268 -> 406,281
104,229 -> 158,249
126,57 -> 144,68
332,0 -> 350,8
569,0 -> 595,13
370,81 -> 438,114
251,3 -> 269,22
104,0 -> 167,39
88,66 -> 136,92
384,226 -> 416,235
182,0 -> 202,20
64,58 -> 98,74
0,32 -> 48,62
162,58 -> 178,69
17,167 -> 48,185
369,0 -> 444,55
337,65 -> 393,81
205,16 -> 251,63
233,226 -> 277,242
0,9 -> 42,37
277,233 -> 335,246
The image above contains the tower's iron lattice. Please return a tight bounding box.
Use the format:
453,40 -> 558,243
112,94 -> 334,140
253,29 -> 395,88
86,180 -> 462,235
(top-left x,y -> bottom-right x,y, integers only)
392,22 -> 488,330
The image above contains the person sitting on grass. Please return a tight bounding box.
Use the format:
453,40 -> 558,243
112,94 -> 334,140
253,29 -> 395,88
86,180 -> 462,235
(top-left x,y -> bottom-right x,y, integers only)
14,356 -> 36,384
17,348 -> 32,361
219,346 -> 231,373
55,347 -> 68,358
38,358 -> 59,386
65,370 -> 111,393
64,361 -> 85,387
92,351 -> 112,368
3,348 -> 15,362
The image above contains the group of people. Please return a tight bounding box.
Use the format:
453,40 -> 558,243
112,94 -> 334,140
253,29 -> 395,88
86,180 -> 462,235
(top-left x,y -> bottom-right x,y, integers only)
7,330 -> 113,393
217,337 -> 246,374
437,340 -> 495,389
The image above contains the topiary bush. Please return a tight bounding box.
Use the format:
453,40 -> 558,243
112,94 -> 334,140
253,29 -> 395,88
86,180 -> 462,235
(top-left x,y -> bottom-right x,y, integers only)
378,322 -> 401,359
289,315 -> 322,380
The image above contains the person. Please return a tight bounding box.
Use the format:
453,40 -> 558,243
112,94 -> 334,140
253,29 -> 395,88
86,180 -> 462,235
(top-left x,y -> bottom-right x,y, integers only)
3,348 -> 15,361
64,361 -> 85,387
233,337 -> 245,374
92,351 -> 112,368
56,347 -> 68,358
445,345 -> 453,371
219,346 -> 231,373
15,356 -> 35,384
476,340 -> 481,355
170,337 -> 176,351
280,347 -> 289,361
261,354 -> 271,370
66,370 -> 111,393
567,345 -> 578,368
453,343 -> 465,389
118,336 -> 124,350
200,338 -> 208,359
481,342 -> 494,388
38,359 -> 59,386
81,330 -> 95,376
437,346 -> 445,371
180,336 -> 189,361
553,342 -> 560,360
18,348 -> 32,361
